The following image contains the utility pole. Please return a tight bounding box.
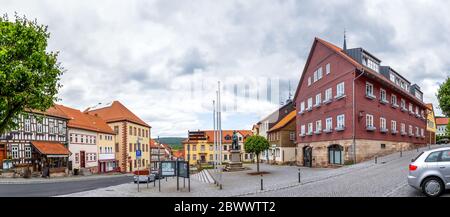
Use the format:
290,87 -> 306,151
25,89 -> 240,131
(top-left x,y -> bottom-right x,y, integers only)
213,99 -> 217,177
218,81 -> 223,190
158,136 -> 161,192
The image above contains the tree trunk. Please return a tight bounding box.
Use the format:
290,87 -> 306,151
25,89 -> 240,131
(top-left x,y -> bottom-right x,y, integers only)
256,154 -> 260,173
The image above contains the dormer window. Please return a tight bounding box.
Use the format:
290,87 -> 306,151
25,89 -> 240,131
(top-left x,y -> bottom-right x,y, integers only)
363,56 -> 379,72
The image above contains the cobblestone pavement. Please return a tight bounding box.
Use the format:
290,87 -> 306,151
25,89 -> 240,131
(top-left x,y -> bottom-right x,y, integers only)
61,145 -> 450,197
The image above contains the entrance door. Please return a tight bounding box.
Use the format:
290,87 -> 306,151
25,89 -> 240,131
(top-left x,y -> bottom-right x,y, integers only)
200,155 -> 206,163
80,151 -> 86,168
328,144 -> 343,165
0,144 -> 5,169
303,146 -> 312,167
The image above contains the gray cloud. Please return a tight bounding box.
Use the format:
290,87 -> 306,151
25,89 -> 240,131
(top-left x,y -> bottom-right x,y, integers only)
2,0 -> 449,136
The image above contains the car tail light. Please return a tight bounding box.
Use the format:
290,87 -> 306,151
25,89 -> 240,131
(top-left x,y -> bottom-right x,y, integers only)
409,164 -> 418,171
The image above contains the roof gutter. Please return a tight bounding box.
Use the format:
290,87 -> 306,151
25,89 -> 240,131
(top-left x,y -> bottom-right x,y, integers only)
352,68 -> 365,164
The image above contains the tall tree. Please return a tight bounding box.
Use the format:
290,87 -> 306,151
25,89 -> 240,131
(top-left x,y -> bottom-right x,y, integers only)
437,76 -> 450,117
0,14 -> 63,134
244,135 -> 269,173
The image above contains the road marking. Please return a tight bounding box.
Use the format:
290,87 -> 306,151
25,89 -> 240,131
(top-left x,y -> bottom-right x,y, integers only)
383,183 -> 408,197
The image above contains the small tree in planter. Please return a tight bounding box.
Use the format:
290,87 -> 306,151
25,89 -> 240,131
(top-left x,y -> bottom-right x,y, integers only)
244,135 -> 269,173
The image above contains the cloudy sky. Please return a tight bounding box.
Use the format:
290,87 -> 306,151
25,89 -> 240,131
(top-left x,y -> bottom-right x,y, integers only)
2,0 -> 449,137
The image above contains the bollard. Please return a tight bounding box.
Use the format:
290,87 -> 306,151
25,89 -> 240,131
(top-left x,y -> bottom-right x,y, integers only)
260,174 -> 264,191
375,156 -> 378,164
219,183 -> 222,190
298,168 -> 301,183
400,150 -> 403,157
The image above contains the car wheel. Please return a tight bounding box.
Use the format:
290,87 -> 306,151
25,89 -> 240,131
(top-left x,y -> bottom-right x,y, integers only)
422,177 -> 444,197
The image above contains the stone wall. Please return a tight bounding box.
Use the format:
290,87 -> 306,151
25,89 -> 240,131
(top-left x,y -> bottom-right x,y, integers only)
297,139 -> 426,167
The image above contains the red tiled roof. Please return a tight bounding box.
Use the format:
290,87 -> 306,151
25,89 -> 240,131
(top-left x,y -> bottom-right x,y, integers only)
27,105 -> 70,120
84,101 -> 150,128
55,104 -> 115,134
31,141 -> 70,156
173,150 -> 184,158
268,110 -> 296,132
436,117 -> 449,125
184,130 -> 253,143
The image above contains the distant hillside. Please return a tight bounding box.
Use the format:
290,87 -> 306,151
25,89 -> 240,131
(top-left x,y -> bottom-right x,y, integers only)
154,137 -> 186,150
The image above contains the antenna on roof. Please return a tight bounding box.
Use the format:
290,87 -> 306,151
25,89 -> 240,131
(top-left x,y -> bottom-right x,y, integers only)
343,28 -> 347,50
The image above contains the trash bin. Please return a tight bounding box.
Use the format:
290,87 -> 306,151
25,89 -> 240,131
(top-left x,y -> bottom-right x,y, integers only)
74,168 -> 79,175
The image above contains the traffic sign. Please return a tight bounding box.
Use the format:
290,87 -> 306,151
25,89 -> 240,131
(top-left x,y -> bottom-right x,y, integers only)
136,150 -> 142,159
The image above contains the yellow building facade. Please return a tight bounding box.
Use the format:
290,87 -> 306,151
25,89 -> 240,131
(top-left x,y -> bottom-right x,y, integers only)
85,101 -> 151,172
426,104 -> 437,144
183,130 -> 253,166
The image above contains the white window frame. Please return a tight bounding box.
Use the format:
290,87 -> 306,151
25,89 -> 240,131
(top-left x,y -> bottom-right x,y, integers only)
326,63 -> 330,74
366,114 -> 374,128
391,94 -> 398,106
380,88 -> 387,102
315,120 -> 322,133
325,88 -> 332,102
307,97 -> 313,110
315,93 -> 322,106
300,125 -> 306,136
325,117 -> 332,131
336,82 -> 345,98
380,117 -> 386,130
300,102 -> 305,113
366,82 -> 374,98
308,77 -> 311,86
307,123 -> 313,134
391,120 -> 397,132
336,114 -> 345,129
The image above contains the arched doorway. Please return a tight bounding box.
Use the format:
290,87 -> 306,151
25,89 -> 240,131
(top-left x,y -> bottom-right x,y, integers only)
328,144 -> 343,165
303,146 -> 312,167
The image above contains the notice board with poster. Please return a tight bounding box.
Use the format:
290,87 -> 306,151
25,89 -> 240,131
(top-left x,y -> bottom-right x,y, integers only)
177,161 -> 189,178
160,161 -> 176,177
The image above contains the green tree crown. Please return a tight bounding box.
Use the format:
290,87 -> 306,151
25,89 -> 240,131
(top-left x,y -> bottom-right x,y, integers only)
244,135 -> 270,155
0,14 -> 63,134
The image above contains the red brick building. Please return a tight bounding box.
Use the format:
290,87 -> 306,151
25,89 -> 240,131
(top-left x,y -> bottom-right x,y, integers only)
294,37 -> 427,167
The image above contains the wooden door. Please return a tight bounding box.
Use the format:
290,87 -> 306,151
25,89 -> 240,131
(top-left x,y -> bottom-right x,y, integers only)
80,151 -> 85,168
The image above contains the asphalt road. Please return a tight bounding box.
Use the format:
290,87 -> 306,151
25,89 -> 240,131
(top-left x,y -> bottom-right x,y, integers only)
0,176 -> 132,197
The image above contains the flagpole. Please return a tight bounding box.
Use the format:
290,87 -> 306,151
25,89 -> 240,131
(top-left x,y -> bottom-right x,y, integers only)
218,81 -> 223,190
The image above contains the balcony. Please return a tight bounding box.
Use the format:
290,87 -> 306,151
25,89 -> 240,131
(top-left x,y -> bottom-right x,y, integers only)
391,104 -> 399,109
365,94 -> 376,100
379,98 -> 389,105
335,126 -> 345,132
323,128 -> 333,133
323,98 -> 332,104
391,130 -> 398,135
314,130 -> 322,135
366,126 -> 377,132
334,94 -> 346,100
380,128 -> 389,133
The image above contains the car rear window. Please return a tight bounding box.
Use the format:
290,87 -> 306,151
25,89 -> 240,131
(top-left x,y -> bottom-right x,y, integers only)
412,152 -> 424,162
425,151 -> 441,162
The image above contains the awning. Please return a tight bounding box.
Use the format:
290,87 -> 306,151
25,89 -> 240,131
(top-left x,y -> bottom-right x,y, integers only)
31,141 -> 70,157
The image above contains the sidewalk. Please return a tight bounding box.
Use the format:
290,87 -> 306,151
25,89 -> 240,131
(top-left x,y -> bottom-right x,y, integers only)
59,144 -> 447,197
0,172 -> 132,184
